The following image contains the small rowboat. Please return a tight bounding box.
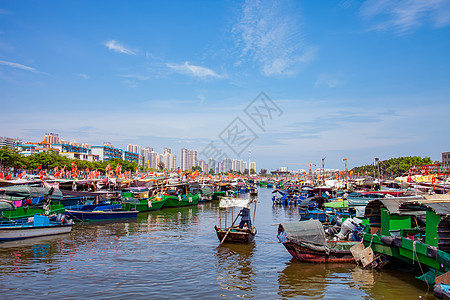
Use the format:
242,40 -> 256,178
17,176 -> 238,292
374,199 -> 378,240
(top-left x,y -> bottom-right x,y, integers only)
216,197 -> 257,245
215,225 -> 256,243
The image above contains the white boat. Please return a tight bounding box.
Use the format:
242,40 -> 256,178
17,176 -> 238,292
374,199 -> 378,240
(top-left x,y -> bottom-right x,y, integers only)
0,214 -> 73,241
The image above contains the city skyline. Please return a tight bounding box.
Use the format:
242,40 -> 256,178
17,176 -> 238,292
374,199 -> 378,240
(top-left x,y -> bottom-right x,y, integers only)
1,1 -> 449,170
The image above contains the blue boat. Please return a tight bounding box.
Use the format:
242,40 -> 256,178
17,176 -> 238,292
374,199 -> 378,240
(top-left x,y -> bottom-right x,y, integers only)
0,212 -> 73,241
65,203 -> 138,222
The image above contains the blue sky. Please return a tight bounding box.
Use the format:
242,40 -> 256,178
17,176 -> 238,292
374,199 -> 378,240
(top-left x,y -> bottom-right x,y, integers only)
1,0 -> 449,171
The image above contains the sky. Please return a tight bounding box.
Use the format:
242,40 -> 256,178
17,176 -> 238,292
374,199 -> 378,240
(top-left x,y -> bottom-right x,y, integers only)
0,0 -> 449,171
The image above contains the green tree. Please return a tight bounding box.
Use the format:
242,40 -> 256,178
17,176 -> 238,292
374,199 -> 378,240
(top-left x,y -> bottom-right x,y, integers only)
209,168 -> 215,174
0,147 -> 28,169
191,165 -> 202,172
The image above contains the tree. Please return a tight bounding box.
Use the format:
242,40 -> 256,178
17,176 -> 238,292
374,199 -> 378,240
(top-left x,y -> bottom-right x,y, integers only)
260,169 -> 267,175
158,161 -> 165,170
0,147 -> 28,169
250,169 -> 256,175
191,166 -> 202,172
209,168 -> 215,174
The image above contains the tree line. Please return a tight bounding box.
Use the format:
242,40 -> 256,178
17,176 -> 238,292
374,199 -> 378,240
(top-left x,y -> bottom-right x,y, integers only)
351,156 -> 435,178
0,147 -> 138,173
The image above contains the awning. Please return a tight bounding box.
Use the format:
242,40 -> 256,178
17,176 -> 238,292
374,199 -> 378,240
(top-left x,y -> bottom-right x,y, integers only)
219,197 -> 254,208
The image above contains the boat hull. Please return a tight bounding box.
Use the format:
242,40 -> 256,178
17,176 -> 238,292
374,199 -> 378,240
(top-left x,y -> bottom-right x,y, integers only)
282,241 -> 356,263
65,209 -> 138,222
0,224 -> 73,241
122,198 -> 166,212
215,226 -> 256,243
162,194 -> 199,208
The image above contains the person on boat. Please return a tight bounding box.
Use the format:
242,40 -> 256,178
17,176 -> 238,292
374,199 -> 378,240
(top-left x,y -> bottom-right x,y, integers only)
239,207 -> 251,229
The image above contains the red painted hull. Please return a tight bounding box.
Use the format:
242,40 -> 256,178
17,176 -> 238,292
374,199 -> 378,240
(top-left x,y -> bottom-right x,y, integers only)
282,242 -> 355,263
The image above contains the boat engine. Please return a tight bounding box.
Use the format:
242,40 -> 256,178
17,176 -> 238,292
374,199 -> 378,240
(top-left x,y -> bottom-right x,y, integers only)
336,218 -> 363,240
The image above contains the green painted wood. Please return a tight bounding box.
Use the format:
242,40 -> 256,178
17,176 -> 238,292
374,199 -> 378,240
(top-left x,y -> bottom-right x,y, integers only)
122,197 -> 166,212
162,193 -> 199,208
426,210 -> 441,247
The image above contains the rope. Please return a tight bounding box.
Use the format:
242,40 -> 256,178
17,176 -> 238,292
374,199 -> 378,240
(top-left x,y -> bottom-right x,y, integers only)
412,241 -> 430,288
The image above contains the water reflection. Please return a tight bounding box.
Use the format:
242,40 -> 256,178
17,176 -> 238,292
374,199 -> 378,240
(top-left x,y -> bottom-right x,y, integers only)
215,243 -> 256,297
277,259 -> 359,299
0,233 -> 72,275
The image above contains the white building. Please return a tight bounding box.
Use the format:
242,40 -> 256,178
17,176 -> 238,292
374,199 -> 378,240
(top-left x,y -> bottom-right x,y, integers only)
181,148 -> 197,171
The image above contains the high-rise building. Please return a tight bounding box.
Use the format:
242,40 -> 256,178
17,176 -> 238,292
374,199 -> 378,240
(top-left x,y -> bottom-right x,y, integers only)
127,144 -> 141,155
223,158 -> 232,173
249,161 -> 256,173
0,137 -> 20,149
44,133 -> 60,145
181,148 -> 197,171
160,148 -> 176,170
208,158 -> 216,173
443,152 -> 450,164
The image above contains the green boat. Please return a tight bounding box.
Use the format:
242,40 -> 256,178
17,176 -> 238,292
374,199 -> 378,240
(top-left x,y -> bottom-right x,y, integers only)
362,195 -> 450,284
0,202 -> 65,220
0,186 -> 65,219
162,193 -> 199,208
213,191 -> 226,200
122,196 -> 166,212
120,188 -> 166,212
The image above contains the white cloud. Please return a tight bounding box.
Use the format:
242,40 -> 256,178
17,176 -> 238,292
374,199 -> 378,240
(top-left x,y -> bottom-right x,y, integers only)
315,74 -> 346,88
76,73 -> 89,79
104,40 -> 136,55
0,60 -> 36,72
232,0 -> 316,76
360,0 -> 450,33
120,74 -> 149,80
166,61 -> 221,78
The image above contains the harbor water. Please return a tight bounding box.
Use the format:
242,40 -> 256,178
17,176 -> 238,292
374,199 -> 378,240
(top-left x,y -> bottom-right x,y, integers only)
0,188 -> 435,299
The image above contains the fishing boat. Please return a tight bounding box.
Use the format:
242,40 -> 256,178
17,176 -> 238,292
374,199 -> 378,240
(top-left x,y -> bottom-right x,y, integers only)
65,203 -> 138,222
121,188 -> 166,212
161,184 -> 200,208
0,186 -> 65,219
0,201 -> 73,241
277,220 -> 358,263
215,197 -> 257,244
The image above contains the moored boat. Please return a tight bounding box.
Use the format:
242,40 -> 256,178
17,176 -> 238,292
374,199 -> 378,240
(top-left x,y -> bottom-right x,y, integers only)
277,220 -> 358,263
0,213 -> 73,241
65,203 -> 138,222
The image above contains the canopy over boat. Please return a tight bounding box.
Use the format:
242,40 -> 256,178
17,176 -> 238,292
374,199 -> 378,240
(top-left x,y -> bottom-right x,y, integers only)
219,197 -> 255,209
280,220 -> 328,252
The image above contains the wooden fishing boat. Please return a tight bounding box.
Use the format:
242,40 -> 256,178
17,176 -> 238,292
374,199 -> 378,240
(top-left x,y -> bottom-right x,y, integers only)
216,197 -> 257,244
161,184 -> 199,208
122,196 -> 166,212
277,220 -> 357,263
121,188 -> 166,212
0,213 -> 73,241
215,225 -> 256,243
0,186 -> 65,219
65,203 -> 138,222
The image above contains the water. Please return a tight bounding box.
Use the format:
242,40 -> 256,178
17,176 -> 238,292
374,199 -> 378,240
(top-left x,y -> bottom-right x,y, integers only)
0,188 -> 435,299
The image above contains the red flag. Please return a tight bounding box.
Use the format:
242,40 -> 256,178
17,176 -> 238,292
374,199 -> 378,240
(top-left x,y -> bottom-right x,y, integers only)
105,164 -> 111,172
54,166 -> 58,172
38,165 -> 42,170
0,172 -> 4,179
19,171 -> 26,179
5,173 -> 12,180
115,164 -> 121,174
135,165 -> 139,174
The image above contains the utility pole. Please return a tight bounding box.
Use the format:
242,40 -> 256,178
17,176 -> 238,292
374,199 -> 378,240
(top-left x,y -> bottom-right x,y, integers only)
322,156 -> 326,184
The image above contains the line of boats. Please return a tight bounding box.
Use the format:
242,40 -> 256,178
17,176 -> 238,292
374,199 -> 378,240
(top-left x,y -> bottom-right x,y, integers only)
271,181 -> 450,298
0,180 -> 258,241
